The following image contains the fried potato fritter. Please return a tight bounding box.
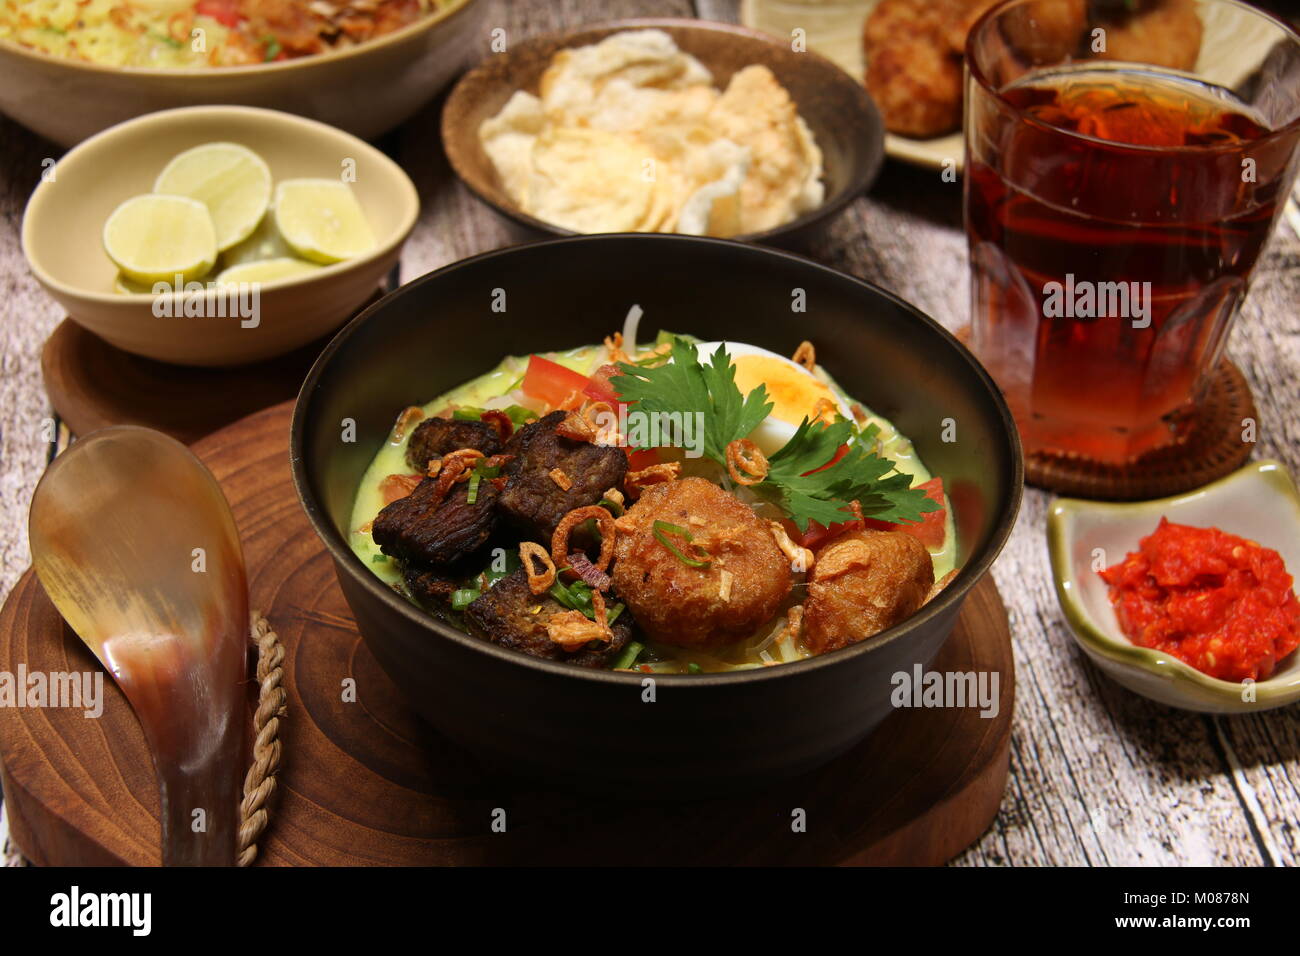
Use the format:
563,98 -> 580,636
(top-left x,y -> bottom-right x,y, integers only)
802,529 -> 935,654
611,477 -> 792,647
1096,0 -> 1203,72
864,0 -> 970,138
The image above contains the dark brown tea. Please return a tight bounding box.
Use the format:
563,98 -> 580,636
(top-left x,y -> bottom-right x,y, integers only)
966,66 -> 1297,462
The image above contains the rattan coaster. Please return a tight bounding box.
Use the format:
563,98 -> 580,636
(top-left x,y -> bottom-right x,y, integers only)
953,326 -> 1258,500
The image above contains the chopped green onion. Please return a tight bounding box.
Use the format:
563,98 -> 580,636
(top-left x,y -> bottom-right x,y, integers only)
598,497 -> 625,517
451,588 -> 481,611
263,34 -> 281,60
371,554 -> 388,564
613,641 -> 644,670
607,602 -> 625,625
652,520 -> 711,568
466,470 -> 483,504
452,406 -> 485,420
150,30 -> 182,48
687,662 -> 703,674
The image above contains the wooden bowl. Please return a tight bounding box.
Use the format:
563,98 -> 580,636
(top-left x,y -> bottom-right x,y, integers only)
0,0 -> 484,148
441,18 -> 885,247
21,105 -> 418,367
291,234 -> 1023,797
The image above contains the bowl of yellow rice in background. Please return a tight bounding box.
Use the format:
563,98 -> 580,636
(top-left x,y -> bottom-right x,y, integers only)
0,0 -> 483,146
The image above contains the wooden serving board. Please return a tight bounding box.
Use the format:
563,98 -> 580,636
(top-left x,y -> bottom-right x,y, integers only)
0,402 -> 1014,866
41,288 -> 381,445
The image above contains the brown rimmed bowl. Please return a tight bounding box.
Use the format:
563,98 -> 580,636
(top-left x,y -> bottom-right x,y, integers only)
440,18 -> 884,248
291,234 -> 1021,797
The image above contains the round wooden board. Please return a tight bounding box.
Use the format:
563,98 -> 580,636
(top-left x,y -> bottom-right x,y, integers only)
0,402 -> 1014,866
41,294 -> 378,444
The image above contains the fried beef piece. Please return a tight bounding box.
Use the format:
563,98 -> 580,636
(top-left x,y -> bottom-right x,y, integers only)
465,567 -> 633,668
498,411 -> 627,540
403,563 -> 461,609
405,417 -> 503,472
371,477 -> 499,567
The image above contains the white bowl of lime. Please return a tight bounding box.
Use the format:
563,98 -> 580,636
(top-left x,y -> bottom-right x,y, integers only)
22,106 -> 418,366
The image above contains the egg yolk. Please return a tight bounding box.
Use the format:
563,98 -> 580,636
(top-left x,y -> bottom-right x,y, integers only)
732,355 -> 838,425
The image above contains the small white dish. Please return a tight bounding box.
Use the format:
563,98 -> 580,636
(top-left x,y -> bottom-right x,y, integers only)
1047,460 -> 1300,713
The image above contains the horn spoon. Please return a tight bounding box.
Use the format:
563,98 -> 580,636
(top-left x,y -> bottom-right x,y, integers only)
29,426 -> 249,866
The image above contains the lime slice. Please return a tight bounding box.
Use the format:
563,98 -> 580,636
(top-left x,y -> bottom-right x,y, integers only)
219,213 -> 292,268
215,257 -> 322,286
273,179 -> 375,264
102,194 -> 217,284
154,142 -> 273,251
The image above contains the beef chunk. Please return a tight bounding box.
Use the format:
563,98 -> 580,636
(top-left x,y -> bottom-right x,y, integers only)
465,568 -> 633,668
372,477 -> 499,567
406,417 -> 503,472
403,563 -> 461,609
498,411 -> 628,540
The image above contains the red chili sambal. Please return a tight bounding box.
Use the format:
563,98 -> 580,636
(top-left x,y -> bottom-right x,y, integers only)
1098,518 -> 1300,682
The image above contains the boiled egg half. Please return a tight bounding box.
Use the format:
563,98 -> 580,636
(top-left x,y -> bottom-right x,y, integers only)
692,341 -> 854,456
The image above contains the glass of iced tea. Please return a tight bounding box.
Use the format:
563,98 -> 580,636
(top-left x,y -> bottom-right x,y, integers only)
965,0 -> 1300,464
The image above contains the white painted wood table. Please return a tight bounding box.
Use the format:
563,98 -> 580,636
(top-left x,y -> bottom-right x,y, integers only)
1,0 -> 1298,866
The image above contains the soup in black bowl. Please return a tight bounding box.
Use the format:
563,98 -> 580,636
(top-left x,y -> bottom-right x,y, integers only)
291,234 -> 1022,796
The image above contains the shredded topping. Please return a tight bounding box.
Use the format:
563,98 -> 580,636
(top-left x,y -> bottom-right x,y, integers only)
546,609 -> 611,650
557,409 -> 598,442
480,409 -> 514,441
551,505 -> 618,577
604,332 -> 631,364
568,551 -> 612,592
792,340 -> 816,371
811,397 -> 838,426
719,568 -> 734,602
725,438 -> 769,486
519,541 -> 557,596
602,487 -> 625,508
769,520 -> 814,574
379,472 -> 422,503
391,405 -> 425,442
581,401 -> 621,445
549,467 -> 573,491
625,461 -> 682,498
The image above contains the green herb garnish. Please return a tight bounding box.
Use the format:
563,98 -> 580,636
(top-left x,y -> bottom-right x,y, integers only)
150,30 -> 182,48
687,662 -> 703,674
615,337 -> 772,463
612,336 -> 937,532
652,520 -> 711,569
451,588 -> 480,610
613,641 -> 644,670
263,34 -> 281,61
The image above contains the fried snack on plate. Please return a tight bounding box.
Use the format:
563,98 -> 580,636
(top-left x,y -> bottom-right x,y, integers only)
864,0 -> 967,138
802,528 -> 935,654
612,477 -> 792,648
1095,0 -> 1203,72
999,0 -> 1088,63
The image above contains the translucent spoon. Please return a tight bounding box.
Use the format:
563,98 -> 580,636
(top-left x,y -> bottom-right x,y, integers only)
29,426 -> 249,866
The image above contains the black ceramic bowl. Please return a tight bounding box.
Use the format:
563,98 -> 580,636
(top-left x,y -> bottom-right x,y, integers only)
291,235 -> 1022,797
441,18 -> 884,249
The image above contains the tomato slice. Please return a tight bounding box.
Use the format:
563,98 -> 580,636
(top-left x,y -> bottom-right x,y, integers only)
521,355 -> 592,410
584,363 -> 622,403
626,448 -> 661,470
863,477 -> 947,548
195,0 -> 242,28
